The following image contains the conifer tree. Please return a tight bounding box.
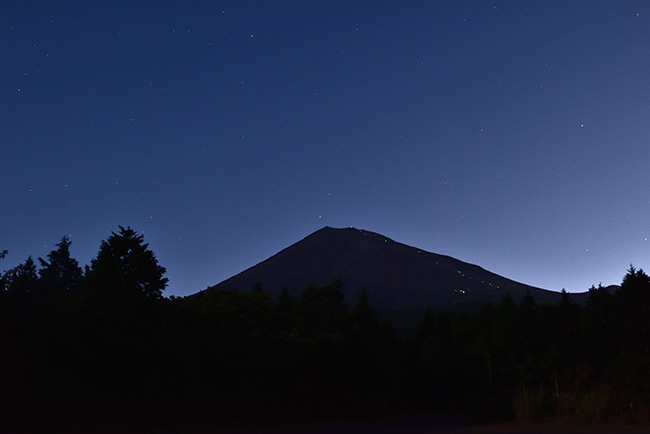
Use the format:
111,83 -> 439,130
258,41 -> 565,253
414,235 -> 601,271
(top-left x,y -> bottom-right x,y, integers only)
3,256 -> 38,294
86,226 -> 168,303
38,236 -> 82,293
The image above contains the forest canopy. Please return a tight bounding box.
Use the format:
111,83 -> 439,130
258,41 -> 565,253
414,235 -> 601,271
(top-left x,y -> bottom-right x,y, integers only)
1,228 -> 650,431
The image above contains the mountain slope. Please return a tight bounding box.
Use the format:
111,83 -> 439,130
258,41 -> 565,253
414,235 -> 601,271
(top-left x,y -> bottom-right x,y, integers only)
207,226 -> 572,310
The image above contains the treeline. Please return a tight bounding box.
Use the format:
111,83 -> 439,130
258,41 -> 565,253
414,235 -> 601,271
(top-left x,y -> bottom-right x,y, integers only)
410,276 -> 650,425
0,227 -> 170,431
1,227 -> 650,431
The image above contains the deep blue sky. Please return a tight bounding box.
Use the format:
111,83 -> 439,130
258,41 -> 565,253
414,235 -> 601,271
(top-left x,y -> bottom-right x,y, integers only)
3,1 -> 650,297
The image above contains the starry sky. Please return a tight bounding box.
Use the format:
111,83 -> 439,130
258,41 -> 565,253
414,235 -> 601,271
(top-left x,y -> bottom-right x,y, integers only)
3,1 -> 650,297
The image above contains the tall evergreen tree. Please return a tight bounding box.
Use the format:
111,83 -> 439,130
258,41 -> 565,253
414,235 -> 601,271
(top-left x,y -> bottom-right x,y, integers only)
616,265 -> 650,355
38,236 -> 82,294
86,226 -> 168,303
618,265 -> 650,302
3,256 -> 39,294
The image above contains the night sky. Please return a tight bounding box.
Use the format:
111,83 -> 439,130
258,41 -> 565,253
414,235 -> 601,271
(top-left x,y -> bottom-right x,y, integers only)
3,1 -> 650,297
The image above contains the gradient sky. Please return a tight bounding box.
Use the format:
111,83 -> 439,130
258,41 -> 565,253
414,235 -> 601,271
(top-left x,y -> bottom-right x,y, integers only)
3,1 -> 650,297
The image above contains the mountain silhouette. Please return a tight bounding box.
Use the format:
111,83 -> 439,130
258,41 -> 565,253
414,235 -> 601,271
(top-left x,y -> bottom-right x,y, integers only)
208,226 -> 580,310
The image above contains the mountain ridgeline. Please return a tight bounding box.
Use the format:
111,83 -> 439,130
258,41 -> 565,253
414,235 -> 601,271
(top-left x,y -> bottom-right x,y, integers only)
209,226 -> 580,310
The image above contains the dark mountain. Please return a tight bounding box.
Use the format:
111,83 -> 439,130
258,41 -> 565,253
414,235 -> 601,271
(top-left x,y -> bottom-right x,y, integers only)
207,226 -> 583,310
604,284 -> 621,294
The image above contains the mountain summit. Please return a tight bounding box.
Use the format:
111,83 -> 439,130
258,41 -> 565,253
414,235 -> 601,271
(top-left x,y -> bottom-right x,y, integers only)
208,226 -> 565,310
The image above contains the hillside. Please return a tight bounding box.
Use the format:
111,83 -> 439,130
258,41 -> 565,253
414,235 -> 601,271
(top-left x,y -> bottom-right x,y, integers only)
208,226 -> 576,310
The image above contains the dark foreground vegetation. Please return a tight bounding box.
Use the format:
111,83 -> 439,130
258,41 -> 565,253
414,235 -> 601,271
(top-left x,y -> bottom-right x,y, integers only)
2,227 -> 650,432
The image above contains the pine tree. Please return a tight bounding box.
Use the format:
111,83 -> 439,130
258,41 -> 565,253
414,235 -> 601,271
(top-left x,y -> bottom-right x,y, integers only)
86,226 -> 168,303
616,265 -> 650,355
4,256 -> 39,294
38,236 -> 82,293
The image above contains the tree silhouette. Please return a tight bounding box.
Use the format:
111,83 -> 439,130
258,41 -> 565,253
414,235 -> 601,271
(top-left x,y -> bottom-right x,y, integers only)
86,226 -> 168,304
616,265 -> 650,356
580,284 -> 615,368
3,256 -> 38,294
38,236 -> 82,294
5,230 -> 650,428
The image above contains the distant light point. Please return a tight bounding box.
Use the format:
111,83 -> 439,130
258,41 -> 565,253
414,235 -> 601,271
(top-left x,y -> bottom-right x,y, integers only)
580,124 -> 584,128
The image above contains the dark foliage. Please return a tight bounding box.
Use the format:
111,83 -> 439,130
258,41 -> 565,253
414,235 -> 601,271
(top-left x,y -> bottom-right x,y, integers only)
38,236 -> 82,294
2,232 -> 650,431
